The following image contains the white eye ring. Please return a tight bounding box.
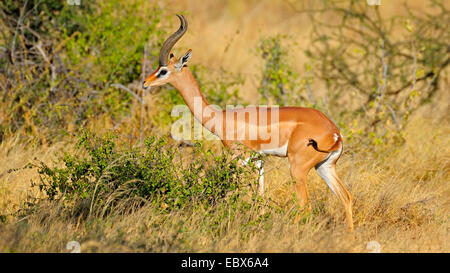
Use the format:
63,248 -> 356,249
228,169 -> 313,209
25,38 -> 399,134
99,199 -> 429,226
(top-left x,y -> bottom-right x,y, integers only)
157,68 -> 170,78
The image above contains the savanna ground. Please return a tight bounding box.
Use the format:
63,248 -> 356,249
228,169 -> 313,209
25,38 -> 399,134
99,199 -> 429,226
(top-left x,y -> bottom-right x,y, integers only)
0,0 -> 449,252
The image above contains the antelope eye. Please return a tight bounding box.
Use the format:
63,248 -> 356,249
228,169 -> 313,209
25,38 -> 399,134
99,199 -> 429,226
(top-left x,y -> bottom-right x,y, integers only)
159,69 -> 167,76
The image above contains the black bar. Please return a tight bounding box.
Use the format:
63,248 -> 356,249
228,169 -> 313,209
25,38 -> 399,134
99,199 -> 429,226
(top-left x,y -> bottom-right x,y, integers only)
0,253 -> 446,272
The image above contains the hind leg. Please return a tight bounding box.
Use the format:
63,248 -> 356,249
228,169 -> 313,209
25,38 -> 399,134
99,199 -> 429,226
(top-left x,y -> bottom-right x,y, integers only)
288,148 -> 327,223
315,149 -> 354,231
288,163 -> 309,207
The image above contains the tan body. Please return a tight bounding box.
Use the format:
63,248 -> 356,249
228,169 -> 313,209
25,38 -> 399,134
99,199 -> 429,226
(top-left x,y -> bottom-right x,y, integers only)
143,15 -> 353,230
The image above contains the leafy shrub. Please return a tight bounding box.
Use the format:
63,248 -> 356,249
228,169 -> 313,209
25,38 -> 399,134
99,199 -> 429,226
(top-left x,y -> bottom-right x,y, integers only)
32,132 -> 256,218
256,35 -> 303,106
299,0 -> 449,145
0,0 -> 166,140
251,0 -> 448,148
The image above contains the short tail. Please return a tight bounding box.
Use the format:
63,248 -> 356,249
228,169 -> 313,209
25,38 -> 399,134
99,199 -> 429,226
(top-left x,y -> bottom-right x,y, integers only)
307,133 -> 341,153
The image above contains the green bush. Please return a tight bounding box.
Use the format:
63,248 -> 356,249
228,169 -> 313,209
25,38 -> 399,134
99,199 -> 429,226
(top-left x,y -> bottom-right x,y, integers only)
300,0 -> 449,145
256,35 -> 303,106
31,132 -> 256,218
0,0 -> 166,139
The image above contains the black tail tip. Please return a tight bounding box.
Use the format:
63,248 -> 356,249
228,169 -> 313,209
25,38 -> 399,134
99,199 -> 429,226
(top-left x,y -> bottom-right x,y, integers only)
307,139 -> 328,153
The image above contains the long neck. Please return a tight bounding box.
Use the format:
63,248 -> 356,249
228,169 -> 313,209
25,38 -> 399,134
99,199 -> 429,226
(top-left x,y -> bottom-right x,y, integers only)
170,68 -> 220,135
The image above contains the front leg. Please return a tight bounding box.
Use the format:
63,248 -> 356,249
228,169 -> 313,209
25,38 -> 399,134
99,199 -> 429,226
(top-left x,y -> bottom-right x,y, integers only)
242,155 -> 265,195
256,159 -> 264,195
224,140 -> 266,195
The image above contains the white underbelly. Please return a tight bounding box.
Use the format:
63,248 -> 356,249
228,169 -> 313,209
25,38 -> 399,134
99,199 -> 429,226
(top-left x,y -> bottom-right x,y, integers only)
258,142 -> 288,157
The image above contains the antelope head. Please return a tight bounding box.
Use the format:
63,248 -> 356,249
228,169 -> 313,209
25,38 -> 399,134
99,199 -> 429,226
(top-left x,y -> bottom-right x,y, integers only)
142,14 -> 192,89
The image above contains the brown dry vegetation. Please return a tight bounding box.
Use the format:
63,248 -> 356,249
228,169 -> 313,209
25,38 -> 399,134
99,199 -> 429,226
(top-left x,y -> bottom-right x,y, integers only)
1,106 -> 448,253
0,0 -> 449,252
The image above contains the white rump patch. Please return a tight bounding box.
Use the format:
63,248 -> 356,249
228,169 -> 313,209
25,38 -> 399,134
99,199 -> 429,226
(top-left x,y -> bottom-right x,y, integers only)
315,144 -> 343,196
333,133 -> 339,143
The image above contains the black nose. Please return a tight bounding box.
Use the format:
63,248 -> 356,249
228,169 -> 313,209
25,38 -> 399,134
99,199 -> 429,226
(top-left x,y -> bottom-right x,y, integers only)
142,81 -> 148,89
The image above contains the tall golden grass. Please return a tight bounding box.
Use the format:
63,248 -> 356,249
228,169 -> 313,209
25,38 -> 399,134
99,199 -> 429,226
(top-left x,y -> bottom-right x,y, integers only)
1,106 -> 448,252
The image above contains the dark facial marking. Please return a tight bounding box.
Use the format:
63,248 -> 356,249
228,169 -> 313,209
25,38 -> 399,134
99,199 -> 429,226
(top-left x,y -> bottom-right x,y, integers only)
182,54 -> 190,64
158,69 -> 167,77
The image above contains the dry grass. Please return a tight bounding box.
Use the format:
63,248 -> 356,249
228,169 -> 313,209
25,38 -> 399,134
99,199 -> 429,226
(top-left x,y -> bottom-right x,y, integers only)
0,112 -> 448,252
0,0 -> 449,253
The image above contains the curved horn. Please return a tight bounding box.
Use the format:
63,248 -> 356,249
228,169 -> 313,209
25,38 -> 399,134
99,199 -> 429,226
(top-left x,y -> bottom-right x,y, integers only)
159,14 -> 188,66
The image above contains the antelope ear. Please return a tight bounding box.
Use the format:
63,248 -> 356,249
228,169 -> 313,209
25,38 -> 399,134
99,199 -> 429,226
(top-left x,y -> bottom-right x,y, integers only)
176,49 -> 192,71
169,53 -> 176,62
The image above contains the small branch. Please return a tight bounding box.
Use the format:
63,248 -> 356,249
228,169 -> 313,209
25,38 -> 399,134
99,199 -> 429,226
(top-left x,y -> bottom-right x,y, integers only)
110,83 -> 143,103
385,103 -> 400,131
